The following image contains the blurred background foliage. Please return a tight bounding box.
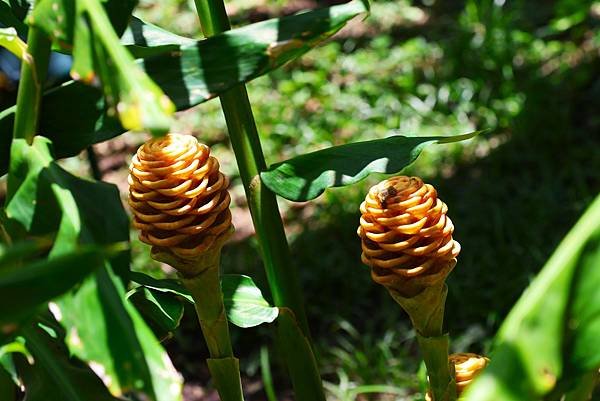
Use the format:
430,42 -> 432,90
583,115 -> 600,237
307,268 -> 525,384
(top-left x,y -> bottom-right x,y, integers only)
3,0 -> 599,399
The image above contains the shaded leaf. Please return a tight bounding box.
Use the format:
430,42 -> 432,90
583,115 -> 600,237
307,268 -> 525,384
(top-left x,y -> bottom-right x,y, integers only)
129,271 -> 193,303
30,0 -> 175,133
55,268 -> 183,401
130,272 -> 278,329
260,131 -> 483,201
0,1 -> 369,174
5,137 -> 129,280
16,322 -> 122,401
0,244 -> 105,326
127,286 -> 185,340
0,0 -> 28,36
4,137 -> 181,400
463,194 -> 600,401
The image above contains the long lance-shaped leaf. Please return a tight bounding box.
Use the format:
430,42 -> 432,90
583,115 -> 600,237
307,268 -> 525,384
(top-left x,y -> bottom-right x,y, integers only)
0,1 -> 369,175
463,194 -> 600,401
29,0 -> 175,133
261,131 -> 483,202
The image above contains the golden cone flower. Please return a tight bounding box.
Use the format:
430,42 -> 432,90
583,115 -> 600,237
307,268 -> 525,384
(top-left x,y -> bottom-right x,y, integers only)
128,133 -> 232,260
451,353 -> 489,395
357,176 -> 460,297
425,353 -> 490,400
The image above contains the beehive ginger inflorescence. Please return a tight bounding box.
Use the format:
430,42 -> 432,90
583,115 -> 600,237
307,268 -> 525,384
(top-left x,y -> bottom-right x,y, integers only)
357,176 -> 460,297
128,133 -> 232,259
425,353 -> 490,400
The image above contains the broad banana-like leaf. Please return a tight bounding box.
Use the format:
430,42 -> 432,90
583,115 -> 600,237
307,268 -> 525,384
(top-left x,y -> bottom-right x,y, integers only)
463,194 -> 600,401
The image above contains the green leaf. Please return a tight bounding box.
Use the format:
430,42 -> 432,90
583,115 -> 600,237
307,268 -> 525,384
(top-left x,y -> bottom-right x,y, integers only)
127,287 -> 185,340
29,0 -> 175,133
0,1 -> 369,174
129,271 -> 193,303
0,362 -> 17,401
0,0 -> 28,36
4,138 -> 180,400
0,27 -> 27,59
463,194 -> 600,401
222,274 -> 279,328
130,272 -> 278,329
29,0 -> 136,49
5,137 -> 130,280
16,322 -> 123,401
260,131 -> 483,201
54,268 -> 183,401
0,241 -> 105,327
122,16 -> 195,58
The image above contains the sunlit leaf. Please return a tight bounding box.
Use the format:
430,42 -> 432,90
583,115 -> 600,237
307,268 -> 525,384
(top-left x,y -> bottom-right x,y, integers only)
0,27 -> 27,59
261,131 -> 483,201
222,274 -> 279,328
463,194 -> 600,401
0,1 -> 369,174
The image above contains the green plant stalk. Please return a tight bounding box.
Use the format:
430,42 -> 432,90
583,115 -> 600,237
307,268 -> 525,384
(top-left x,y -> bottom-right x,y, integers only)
181,267 -> 234,359
152,233 -> 243,401
192,2 -> 326,401
180,262 -> 244,401
390,284 -> 456,401
12,27 -> 51,143
260,346 -> 277,401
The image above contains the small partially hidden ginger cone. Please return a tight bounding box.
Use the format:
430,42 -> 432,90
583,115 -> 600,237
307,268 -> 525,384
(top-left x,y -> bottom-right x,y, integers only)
358,176 -> 460,297
425,353 -> 490,400
128,133 -> 232,260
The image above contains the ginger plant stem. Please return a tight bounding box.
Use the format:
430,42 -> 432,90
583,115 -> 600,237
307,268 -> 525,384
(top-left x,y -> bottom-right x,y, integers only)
390,284 -> 456,401
191,2 -> 326,401
154,241 -> 243,401
13,27 -> 51,143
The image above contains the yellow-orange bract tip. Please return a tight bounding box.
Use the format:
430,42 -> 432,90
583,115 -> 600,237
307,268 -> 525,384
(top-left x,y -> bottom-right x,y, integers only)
128,133 -> 232,259
425,353 -> 489,400
357,176 -> 459,297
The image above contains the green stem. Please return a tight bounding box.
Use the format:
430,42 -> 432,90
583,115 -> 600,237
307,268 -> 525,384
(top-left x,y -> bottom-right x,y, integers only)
12,27 -> 51,143
179,255 -> 244,401
260,346 -> 277,401
192,2 -> 325,401
86,146 -> 103,181
389,284 -> 456,401
182,266 -> 233,359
